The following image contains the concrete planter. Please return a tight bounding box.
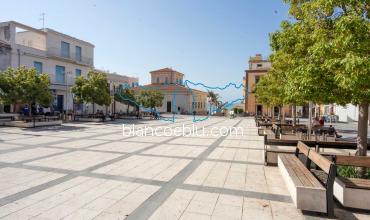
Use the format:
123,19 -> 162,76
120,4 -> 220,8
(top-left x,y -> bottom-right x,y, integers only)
1,120 -> 62,128
334,177 -> 370,210
75,117 -> 112,122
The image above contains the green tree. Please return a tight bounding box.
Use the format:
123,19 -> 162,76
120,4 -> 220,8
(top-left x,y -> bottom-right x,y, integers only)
274,0 -> 369,175
138,90 -> 164,109
114,87 -> 137,113
71,70 -> 111,113
0,67 -> 52,116
0,68 -> 20,112
255,70 -> 286,120
207,91 -> 221,113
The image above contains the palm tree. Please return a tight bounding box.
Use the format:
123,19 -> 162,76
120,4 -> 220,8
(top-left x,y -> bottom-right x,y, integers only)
207,91 -> 220,114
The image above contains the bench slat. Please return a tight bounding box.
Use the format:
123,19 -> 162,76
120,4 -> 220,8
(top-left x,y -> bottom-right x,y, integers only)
308,150 -> 332,174
279,154 -> 323,188
338,177 -> 370,190
297,141 -> 310,156
335,155 -> 370,168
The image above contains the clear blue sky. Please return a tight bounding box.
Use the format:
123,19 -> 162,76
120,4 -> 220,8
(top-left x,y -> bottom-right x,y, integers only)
0,0 -> 289,101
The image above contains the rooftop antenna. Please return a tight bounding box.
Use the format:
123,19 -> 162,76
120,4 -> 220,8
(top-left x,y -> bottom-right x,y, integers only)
40,13 -> 45,30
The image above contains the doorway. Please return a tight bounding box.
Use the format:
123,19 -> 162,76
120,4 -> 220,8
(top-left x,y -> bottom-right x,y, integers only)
166,101 -> 171,113
274,106 -> 280,117
56,95 -> 64,111
256,105 -> 262,116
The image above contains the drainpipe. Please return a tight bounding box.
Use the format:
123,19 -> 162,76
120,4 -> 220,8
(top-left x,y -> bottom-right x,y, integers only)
17,49 -> 20,67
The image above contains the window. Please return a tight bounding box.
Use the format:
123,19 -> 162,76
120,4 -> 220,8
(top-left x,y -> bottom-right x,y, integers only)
75,46 -> 82,61
165,77 -> 168,84
156,77 -> 159,83
75,69 -> 81,77
56,65 -> 65,84
34,61 -> 43,74
255,76 -> 260,84
257,63 -> 263,68
61,41 -> 70,58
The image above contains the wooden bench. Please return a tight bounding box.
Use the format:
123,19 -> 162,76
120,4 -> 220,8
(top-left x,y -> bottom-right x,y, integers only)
278,141 -> 336,217
332,155 -> 370,210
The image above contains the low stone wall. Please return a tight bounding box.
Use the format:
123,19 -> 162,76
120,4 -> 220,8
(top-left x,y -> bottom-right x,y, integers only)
0,120 -> 62,128
75,117 -> 112,122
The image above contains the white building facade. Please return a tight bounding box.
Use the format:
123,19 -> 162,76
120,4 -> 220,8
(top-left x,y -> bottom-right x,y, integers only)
0,21 -> 94,113
0,21 -> 140,115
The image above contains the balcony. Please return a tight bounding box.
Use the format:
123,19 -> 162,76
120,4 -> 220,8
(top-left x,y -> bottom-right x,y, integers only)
46,47 -> 93,67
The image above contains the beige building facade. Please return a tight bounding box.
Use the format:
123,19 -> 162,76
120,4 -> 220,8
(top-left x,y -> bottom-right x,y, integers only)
244,54 -> 292,117
140,68 -> 208,114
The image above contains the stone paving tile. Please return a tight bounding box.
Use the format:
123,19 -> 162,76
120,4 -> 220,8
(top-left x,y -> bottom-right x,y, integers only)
0,143 -> 26,151
94,155 -> 190,181
124,136 -> 173,143
0,167 -> 64,199
89,141 -> 152,153
52,131 -> 101,138
142,144 -> 207,157
149,189 -> 276,220
0,133 -> 34,141
90,134 -> 129,141
219,139 -> 263,149
26,151 -> 121,171
0,177 -> 159,219
0,148 -> 66,163
0,117 -> 368,220
168,137 -> 217,146
6,136 -> 68,145
185,161 -> 249,190
50,139 -> 109,149
208,147 -> 251,162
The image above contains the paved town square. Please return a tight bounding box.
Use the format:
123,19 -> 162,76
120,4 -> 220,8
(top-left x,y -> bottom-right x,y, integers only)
0,116 -> 367,219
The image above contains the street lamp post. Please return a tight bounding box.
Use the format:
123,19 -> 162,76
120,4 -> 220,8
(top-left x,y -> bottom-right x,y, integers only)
65,71 -> 72,120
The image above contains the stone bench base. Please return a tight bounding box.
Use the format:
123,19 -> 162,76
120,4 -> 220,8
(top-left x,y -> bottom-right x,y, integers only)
76,118 -> 112,122
278,155 -> 327,213
0,120 -> 62,128
334,178 -> 370,210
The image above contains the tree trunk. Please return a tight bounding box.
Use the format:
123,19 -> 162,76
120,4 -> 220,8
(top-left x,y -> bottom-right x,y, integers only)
356,103 -> 369,177
293,105 -> 297,126
92,103 -> 95,114
28,103 -> 32,116
280,106 -> 285,123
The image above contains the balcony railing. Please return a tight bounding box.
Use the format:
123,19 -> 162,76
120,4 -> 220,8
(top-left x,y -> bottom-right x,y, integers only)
46,47 -> 93,67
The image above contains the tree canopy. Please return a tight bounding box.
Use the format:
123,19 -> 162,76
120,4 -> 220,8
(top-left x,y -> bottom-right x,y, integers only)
0,67 -> 52,115
114,87 -> 138,112
71,70 -> 111,109
137,90 -> 164,109
257,0 -> 369,165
